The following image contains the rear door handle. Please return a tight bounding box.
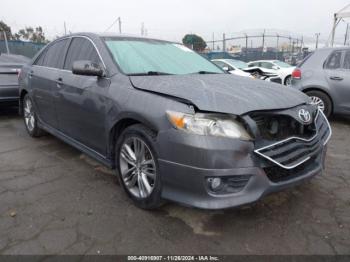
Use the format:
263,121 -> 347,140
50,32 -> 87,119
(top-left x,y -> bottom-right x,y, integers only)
330,76 -> 343,81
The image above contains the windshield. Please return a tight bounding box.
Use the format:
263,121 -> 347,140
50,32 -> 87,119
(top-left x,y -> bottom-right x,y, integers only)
225,59 -> 249,69
274,61 -> 292,68
104,38 -> 223,75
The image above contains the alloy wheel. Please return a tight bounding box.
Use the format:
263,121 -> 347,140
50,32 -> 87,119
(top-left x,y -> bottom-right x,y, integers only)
119,137 -> 156,198
24,98 -> 35,132
285,76 -> 292,86
310,96 -> 325,112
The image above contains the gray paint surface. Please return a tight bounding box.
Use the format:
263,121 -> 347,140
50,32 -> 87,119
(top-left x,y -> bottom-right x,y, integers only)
130,74 -> 308,115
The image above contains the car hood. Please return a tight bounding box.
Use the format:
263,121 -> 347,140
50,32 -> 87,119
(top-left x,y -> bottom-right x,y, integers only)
129,74 -> 308,115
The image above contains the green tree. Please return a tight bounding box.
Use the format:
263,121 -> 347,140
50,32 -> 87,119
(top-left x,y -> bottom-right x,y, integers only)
14,26 -> 49,43
0,21 -> 14,40
182,34 -> 207,52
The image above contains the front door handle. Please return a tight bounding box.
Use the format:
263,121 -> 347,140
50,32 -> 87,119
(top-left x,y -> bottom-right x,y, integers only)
56,77 -> 63,88
330,76 -> 343,81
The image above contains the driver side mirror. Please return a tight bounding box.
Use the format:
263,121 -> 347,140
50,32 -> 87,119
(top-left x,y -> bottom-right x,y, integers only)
222,66 -> 230,72
72,60 -> 105,77
272,65 -> 280,70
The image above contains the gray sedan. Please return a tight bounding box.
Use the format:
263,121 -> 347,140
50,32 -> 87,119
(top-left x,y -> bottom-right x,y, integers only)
18,33 -> 331,209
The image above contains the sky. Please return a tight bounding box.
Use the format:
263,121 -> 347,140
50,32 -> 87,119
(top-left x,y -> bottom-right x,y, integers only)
2,0 -> 350,46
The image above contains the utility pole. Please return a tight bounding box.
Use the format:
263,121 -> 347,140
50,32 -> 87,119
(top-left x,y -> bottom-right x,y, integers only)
245,34 -> 248,59
276,34 -> 279,59
301,35 -> 304,49
118,17 -> 122,34
3,31 -> 10,54
64,22 -> 67,35
344,23 -> 349,45
315,33 -> 320,49
212,33 -> 214,50
223,33 -> 226,52
141,22 -> 145,36
262,29 -> 265,54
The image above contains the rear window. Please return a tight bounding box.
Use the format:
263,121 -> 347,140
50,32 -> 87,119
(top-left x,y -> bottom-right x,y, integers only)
297,52 -> 314,67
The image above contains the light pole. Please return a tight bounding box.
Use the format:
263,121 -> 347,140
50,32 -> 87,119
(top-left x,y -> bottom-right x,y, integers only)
315,33 -> 320,49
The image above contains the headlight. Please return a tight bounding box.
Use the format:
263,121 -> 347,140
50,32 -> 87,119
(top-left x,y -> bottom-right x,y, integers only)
166,111 -> 252,140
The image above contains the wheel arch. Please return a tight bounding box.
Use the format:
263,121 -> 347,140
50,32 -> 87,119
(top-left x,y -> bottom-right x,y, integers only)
284,74 -> 292,85
107,115 -> 159,168
19,89 -> 28,115
302,87 -> 334,113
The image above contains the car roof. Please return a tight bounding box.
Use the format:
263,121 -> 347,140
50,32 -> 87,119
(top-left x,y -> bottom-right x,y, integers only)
55,32 -> 178,44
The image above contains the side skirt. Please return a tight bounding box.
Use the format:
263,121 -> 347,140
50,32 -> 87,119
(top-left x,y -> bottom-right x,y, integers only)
38,121 -> 114,169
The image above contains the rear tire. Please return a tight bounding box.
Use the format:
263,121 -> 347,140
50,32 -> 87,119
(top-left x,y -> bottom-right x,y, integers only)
23,94 -> 45,137
115,124 -> 163,209
305,90 -> 332,118
284,75 -> 292,86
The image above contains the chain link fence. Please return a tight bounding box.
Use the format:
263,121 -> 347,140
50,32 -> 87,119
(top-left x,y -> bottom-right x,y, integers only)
200,33 -> 310,65
0,40 -> 46,58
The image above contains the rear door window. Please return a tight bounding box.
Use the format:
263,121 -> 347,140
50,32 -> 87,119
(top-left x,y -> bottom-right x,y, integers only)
324,51 -> 343,70
41,39 -> 69,69
64,38 -> 101,70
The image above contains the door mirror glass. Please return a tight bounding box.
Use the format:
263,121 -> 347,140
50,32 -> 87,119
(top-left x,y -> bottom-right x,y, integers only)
72,60 -> 104,77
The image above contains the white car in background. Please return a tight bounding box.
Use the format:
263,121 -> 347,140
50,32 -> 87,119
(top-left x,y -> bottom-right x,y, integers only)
211,59 -> 252,77
247,60 -> 295,86
211,58 -> 282,84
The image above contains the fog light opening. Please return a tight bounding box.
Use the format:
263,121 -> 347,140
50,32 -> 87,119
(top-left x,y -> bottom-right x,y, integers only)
208,177 -> 222,191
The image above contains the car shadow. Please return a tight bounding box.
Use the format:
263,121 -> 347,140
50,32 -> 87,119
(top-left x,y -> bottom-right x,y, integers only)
0,106 -> 19,117
330,114 -> 350,125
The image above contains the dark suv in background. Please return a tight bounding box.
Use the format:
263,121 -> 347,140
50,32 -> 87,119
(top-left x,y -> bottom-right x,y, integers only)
291,47 -> 350,117
19,33 -> 331,209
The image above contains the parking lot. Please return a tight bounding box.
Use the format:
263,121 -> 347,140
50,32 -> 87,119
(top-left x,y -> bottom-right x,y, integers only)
0,107 -> 349,255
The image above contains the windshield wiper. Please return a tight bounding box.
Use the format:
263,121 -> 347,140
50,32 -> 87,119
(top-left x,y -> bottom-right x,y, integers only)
192,71 -> 221,74
128,71 -> 173,76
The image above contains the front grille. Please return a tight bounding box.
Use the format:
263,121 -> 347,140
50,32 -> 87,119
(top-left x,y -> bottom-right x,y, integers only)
254,109 -> 331,170
251,113 -> 316,141
264,156 -> 317,183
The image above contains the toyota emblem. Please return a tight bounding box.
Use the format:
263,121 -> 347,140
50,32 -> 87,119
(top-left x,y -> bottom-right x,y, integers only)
298,109 -> 311,123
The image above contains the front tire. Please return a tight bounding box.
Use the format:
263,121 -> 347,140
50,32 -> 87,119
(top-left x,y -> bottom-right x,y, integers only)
115,124 -> 162,209
23,94 -> 45,137
305,90 -> 332,118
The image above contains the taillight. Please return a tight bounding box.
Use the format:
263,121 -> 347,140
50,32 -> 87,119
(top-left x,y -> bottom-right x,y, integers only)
292,68 -> 301,79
